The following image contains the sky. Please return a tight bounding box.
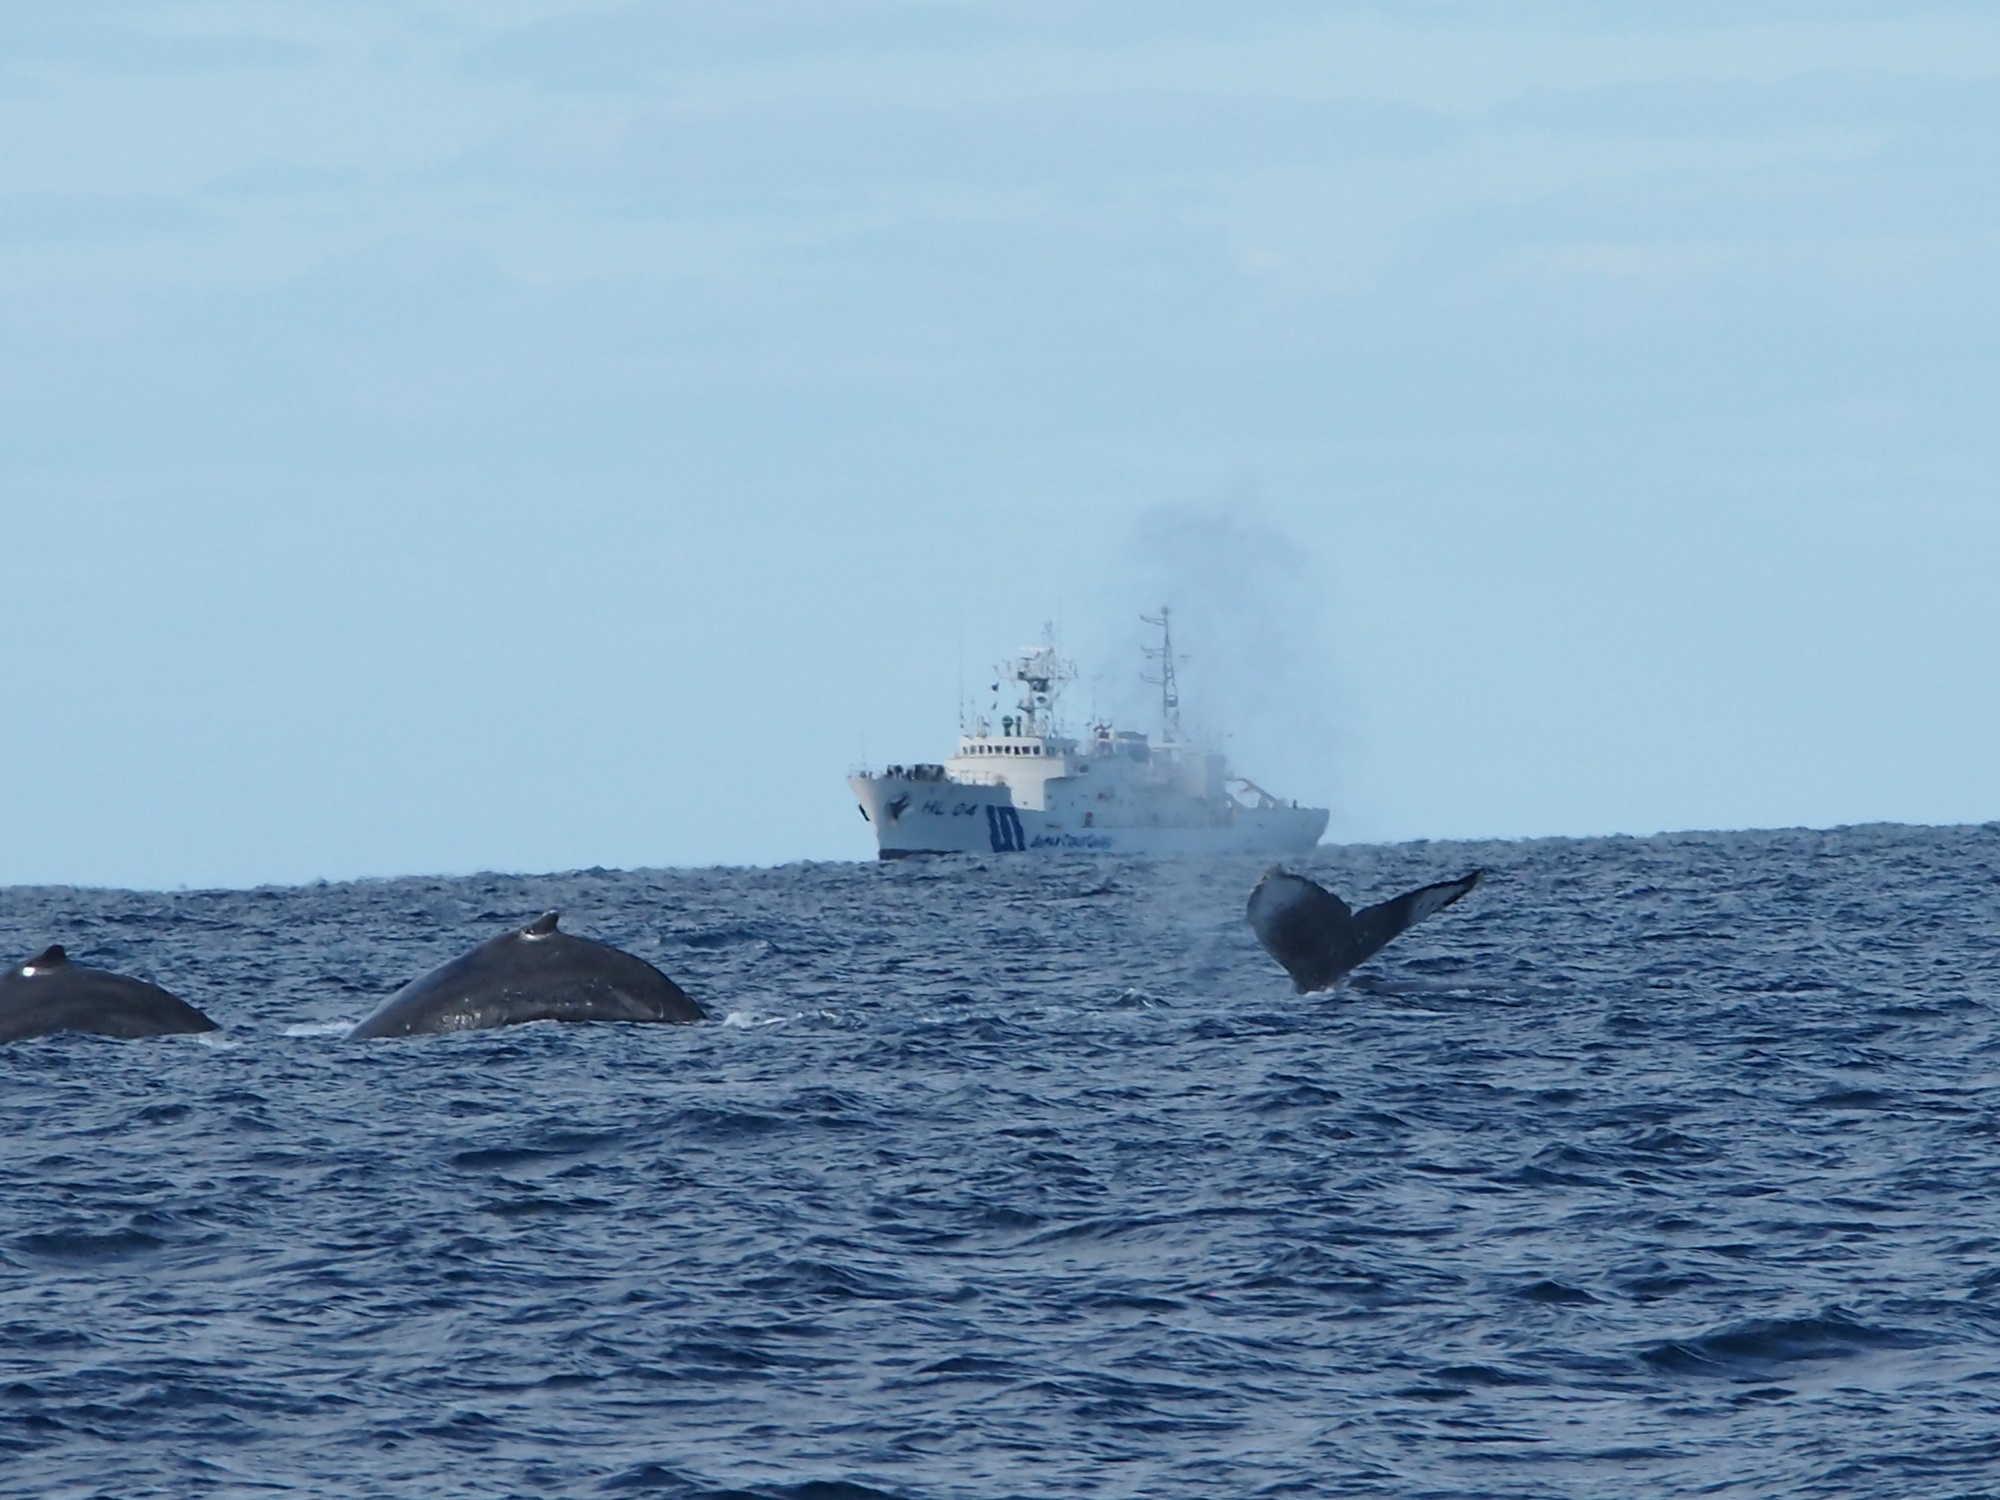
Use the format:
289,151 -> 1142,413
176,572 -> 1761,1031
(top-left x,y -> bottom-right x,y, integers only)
2,0 -> 1997,889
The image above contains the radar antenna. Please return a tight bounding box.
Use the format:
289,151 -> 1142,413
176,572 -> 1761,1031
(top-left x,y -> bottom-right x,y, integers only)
1140,606 -> 1184,743
1002,624 -> 1076,738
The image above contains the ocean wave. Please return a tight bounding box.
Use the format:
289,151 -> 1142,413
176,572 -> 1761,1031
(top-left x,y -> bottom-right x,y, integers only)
4,825 -> 1999,1496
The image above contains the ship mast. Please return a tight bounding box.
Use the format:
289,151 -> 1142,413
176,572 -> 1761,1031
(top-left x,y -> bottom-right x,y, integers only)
1005,625 -> 1075,738
1140,606 -> 1183,744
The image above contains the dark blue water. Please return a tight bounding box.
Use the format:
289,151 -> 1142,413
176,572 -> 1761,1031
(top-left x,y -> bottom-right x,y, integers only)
5,824 -> 2000,1498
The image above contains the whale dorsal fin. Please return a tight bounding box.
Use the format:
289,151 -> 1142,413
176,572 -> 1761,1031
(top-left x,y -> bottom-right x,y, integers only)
22,944 -> 68,971
523,911 -> 561,939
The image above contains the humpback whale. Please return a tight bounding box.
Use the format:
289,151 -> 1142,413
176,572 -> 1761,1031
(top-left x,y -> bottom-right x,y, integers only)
0,946 -> 217,1043
347,911 -> 705,1039
1247,868 -> 1484,992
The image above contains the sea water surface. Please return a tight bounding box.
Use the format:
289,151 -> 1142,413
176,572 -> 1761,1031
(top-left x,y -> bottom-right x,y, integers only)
4,825 -> 2000,1498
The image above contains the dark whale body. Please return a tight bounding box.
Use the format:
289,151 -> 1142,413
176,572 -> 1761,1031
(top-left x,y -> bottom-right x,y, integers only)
1247,869 -> 1484,993
0,946 -> 217,1043
347,912 -> 704,1039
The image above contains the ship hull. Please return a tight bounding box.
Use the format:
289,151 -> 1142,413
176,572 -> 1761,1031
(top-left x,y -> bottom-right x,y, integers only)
851,774 -> 1327,860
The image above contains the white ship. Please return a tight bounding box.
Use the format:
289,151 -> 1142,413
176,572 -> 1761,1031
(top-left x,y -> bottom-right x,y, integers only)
850,610 -> 1329,859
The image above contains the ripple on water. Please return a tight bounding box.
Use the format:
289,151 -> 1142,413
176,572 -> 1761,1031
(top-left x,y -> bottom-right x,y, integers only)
4,826 -> 2000,1497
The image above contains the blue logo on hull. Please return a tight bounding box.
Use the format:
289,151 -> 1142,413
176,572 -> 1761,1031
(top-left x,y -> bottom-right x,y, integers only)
985,805 -> 1027,852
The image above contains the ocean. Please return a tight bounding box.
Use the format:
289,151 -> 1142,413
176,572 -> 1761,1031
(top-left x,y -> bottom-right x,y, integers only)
4,823 -> 1999,1498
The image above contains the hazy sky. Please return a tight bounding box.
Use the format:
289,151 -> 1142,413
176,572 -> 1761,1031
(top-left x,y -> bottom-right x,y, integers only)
3,1 -> 1997,889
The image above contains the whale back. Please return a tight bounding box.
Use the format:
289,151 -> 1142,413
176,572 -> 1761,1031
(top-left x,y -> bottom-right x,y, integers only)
348,911 -> 705,1039
0,948 -> 217,1043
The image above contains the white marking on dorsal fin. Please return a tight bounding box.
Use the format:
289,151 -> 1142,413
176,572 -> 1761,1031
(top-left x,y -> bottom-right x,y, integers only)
522,911 -> 560,940
20,944 -> 68,974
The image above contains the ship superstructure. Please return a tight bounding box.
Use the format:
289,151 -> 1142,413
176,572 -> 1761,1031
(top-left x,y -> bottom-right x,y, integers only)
850,610 -> 1328,859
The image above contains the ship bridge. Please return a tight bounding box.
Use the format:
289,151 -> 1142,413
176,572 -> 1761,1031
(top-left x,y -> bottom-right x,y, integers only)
941,635 -> 1083,809
948,731 -> 1077,809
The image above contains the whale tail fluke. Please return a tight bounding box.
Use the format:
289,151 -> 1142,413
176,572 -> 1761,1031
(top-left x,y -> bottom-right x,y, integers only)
1248,868 -> 1483,992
